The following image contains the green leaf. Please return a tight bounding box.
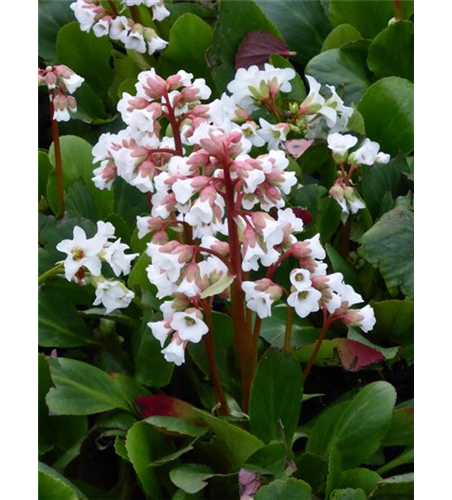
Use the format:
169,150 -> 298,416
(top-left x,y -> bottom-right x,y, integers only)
358,77 -> 414,156
192,408 -> 264,469
368,21 -> 414,81
383,407 -> 414,447
329,0 -> 395,39
38,287 -> 94,347
133,313 -> 175,388
56,22 -> 114,98
126,422 -> 173,498
200,272 -> 234,299
158,14 -> 214,89
325,243 -> 362,294
114,177 -> 150,227
368,300 -> 413,363
38,0 -> 74,62
330,488 -> 367,500
244,442 -> 287,476
38,462 -> 88,500
48,135 -> 113,218
38,472 -> 78,500
249,349 -> 303,445
170,464 -> 214,494
39,151 -> 52,199
371,473 -> 414,498
65,178 -> 98,220
307,381 -> 396,468
326,447 -> 342,499
46,357 -> 131,415
128,253 -> 152,290
146,416 -> 208,438
377,447 -> 414,476
189,312 -> 237,392
340,468 -> 381,496
358,206 -> 414,299
254,0 -> 331,66
361,156 -> 410,219
305,42 -> 372,105
255,478 -> 312,500
210,0 -> 280,93
295,453 -> 328,495
322,24 -> 363,51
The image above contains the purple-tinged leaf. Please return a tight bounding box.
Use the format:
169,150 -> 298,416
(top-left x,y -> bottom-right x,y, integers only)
336,339 -> 385,372
236,31 -> 291,70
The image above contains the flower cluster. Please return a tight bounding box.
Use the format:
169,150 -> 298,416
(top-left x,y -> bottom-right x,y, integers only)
38,65 -> 85,121
70,0 -> 168,55
56,222 -> 138,313
326,132 -> 390,219
84,66 -> 379,366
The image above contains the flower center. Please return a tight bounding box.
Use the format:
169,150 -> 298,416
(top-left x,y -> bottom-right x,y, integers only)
295,273 -> 305,282
185,317 -> 196,327
71,247 -> 85,261
298,291 -> 308,300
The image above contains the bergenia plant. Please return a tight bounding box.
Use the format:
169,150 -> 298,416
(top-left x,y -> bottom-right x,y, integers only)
50,65 -> 380,412
38,2 -> 414,498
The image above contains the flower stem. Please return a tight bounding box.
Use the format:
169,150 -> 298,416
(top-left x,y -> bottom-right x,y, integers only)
303,307 -> 333,382
38,263 -> 64,286
201,300 -> 230,415
49,96 -> 65,219
222,159 -> 253,412
284,306 -> 294,352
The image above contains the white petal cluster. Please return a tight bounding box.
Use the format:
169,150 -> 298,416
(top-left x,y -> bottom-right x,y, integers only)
56,221 -> 137,313
70,0 -> 169,55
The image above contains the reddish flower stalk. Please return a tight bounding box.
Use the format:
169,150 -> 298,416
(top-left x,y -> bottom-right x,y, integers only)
303,306 -> 336,382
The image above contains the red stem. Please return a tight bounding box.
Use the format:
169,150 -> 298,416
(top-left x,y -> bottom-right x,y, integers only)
303,307 -> 334,382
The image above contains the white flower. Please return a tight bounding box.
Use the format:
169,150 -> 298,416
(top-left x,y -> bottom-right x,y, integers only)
185,199 -> 214,227
125,30 -> 147,53
242,243 -> 266,272
349,139 -> 390,166
96,221 -> 116,240
103,239 -> 138,276
278,208 -> 304,233
70,0 -> 97,32
56,226 -> 105,281
147,35 -> 168,55
305,234 -> 326,260
93,280 -> 135,314
241,122 -> 265,147
53,107 -> 71,122
327,133 -> 358,155
161,336 -> 186,366
92,161 -> 116,190
242,282 -> 275,319
343,305 -> 376,333
170,310 -> 208,343
258,119 -> 288,150
339,284 -> 363,308
109,16 -> 130,43
150,1 -> 170,21
172,178 -> 196,204
289,268 -> 312,291
93,18 -> 110,38
192,78 -> 212,100
148,320 -> 172,347
146,264 -> 176,298
287,288 -> 322,318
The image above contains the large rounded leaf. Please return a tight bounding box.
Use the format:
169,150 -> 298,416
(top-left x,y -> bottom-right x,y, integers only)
249,349 -> 303,445
368,21 -> 414,81
305,42 -> 372,105
255,478 -> 312,500
46,357 -> 132,415
358,77 -> 414,155
158,13 -> 214,87
254,0 -> 332,65
306,381 -> 396,468
329,0 -> 395,39
358,206 -> 414,299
